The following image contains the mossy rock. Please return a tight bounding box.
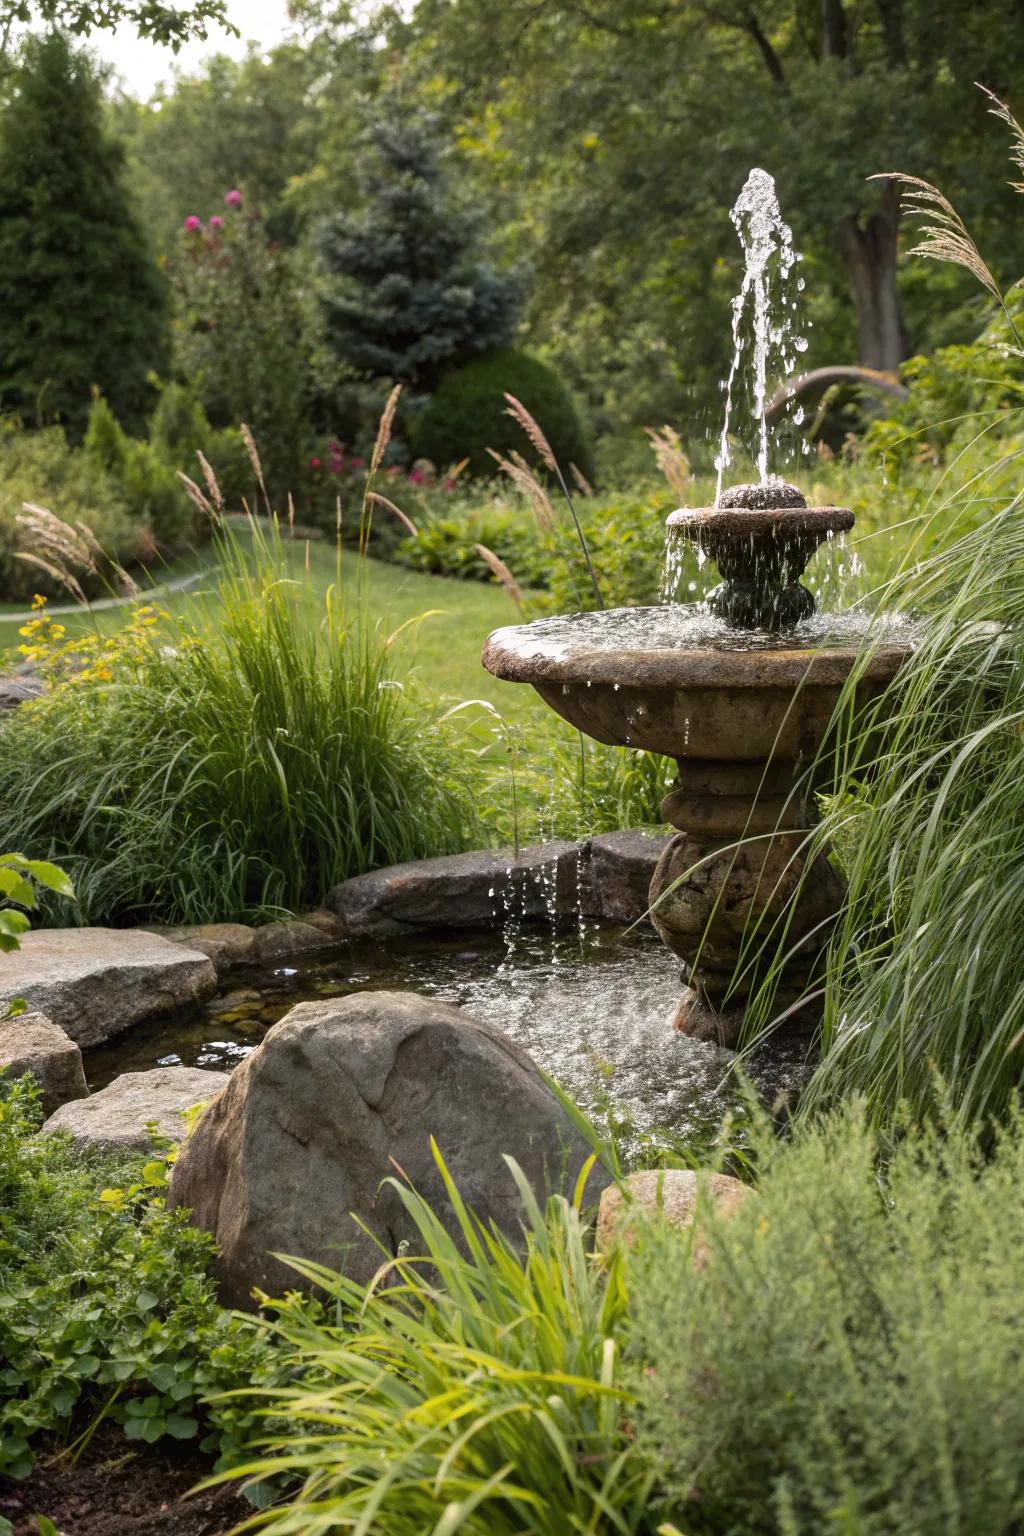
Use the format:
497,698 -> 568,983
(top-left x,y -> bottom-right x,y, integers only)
412,348 -> 595,481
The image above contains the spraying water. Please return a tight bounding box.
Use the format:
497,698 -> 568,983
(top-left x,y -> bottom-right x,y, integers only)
714,168 -> 806,502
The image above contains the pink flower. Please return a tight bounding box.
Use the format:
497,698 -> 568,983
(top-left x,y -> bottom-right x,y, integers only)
409,469 -> 425,485
209,215 -> 224,231
184,215 -> 202,232
309,457 -> 322,470
224,189 -> 242,208
351,456 -> 366,470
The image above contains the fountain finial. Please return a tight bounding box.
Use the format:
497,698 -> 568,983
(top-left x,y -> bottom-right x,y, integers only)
667,491 -> 854,632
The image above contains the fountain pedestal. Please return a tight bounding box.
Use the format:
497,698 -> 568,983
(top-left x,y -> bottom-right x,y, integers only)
649,758 -> 845,1046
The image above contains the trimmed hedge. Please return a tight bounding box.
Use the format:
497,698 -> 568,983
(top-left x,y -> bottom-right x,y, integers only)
412,348 -> 595,481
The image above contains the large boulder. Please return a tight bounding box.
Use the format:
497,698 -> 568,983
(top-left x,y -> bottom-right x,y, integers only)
42,1066 -> 229,1151
169,991 -> 607,1307
0,1011 -> 88,1115
0,929 -> 217,1047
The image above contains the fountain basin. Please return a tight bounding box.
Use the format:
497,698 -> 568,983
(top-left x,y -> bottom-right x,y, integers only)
483,606 -> 912,761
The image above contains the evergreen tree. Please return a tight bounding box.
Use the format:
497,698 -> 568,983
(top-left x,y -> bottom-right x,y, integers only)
317,99 -> 521,391
0,32 -> 169,436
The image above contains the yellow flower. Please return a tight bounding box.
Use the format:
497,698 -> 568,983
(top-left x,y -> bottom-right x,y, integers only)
31,593 -> 47,611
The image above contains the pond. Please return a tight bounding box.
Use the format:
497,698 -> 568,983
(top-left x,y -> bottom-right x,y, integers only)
84,923 -> 808,1158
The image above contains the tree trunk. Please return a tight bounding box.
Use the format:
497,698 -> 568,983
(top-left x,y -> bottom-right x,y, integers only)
837,184 -> 907,373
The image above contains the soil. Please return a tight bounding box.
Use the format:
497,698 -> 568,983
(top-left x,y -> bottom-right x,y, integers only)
0,1426 -> 250,1536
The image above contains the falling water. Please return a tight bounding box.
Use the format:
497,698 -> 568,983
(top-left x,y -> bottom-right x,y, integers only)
714,168 -> 807,502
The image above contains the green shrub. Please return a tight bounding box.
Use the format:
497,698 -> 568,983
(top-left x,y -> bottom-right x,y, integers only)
413,348 -> 595,482
0,1077 -> 281,1481
0,420 -> 139,602
631,1099 -> 1024,1536
83,393 -> 195,551
206,1144 -> 650,1535
0,521 -> 482,924
149,380 -> 255,511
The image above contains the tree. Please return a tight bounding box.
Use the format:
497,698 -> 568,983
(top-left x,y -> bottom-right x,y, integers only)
316,95 -> 522,391
0,1 -> 232,56
0,31 -> 169,436
411,0 -> 1024,389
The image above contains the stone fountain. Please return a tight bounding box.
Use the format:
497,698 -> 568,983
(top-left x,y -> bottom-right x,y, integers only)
482,171 -> 916,1047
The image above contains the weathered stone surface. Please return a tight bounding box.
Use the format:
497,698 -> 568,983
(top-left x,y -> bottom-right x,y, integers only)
142,923 -> 256,973
0,1011 -> 88,1115
169,990 -> 607,1307
42,1066 -> 229,1151
327,843 -> 583,937
301,909 -> 351,941
0,674 -> 43,710
596,1167 -> 752,1254
0,929 -> 217,1048
580,830 -> 671,923
252,920 -> 334,964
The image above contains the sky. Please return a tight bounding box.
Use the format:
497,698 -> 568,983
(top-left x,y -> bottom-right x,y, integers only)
93,0 -> 296,99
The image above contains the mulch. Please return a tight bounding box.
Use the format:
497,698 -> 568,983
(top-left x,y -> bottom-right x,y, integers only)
0,1426 -> 250,1536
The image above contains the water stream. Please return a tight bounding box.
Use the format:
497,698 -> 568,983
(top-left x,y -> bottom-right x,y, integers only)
714,167 -> 807,501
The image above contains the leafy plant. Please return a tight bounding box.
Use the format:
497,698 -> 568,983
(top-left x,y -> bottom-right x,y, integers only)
206,1142 -> 651,1536
0,1077 -> 281,1481
0,852 -> 73,954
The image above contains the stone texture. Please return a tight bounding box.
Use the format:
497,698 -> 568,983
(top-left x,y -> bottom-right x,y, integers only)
42,1066 -> 229,1151
251,920 -> 335,964
142,923 -> 256,973
0,674 -> 43,710
0,1011 -> 88,1115
0,929 -> 217,1048
327,842 -> 584,937
596,1168 -> 752,1253
169,990 -> 607,1307
580,831 -> 671,924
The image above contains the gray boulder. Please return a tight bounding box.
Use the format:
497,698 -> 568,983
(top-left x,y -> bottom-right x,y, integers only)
326,841 -> 584,937
42,1066 -> 229,1151
0,928 -> 217,1047
0,1011 -> 88,1115
169,990 -> 607,1307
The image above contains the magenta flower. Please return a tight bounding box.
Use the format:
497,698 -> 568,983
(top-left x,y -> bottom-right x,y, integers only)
209,215 -> 224,231
351,456 -> 366,470
184,215 -> 202,232
409,469 -> 425,485
309,457 -> 322,471
224,189 -> 242,208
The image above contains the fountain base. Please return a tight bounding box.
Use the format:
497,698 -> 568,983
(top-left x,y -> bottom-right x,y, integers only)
649,758 -> 846,1047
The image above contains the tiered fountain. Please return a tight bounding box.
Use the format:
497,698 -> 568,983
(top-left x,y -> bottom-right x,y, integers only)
483,170 -> 915,1046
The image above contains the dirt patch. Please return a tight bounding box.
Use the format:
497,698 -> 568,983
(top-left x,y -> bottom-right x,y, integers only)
0,1427 -> 250,1536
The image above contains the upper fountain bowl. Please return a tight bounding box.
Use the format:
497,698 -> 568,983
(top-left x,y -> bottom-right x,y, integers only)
667,480 -> 854,632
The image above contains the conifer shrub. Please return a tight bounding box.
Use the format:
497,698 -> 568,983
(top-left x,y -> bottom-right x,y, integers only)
412,348 -> 595,482
0,33 -> 169,437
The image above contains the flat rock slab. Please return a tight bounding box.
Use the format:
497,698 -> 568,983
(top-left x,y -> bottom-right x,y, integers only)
581,830 -> 671,924
327,834 -> 671,936
141,922 -> 257,972
42,1066 -> 229,1151
0,929 -> 217,1048
169,990 -> 608,1306
0,1011 -> 88,1115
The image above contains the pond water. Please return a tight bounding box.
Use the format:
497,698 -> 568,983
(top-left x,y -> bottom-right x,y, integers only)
84,923 -> 808,1158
